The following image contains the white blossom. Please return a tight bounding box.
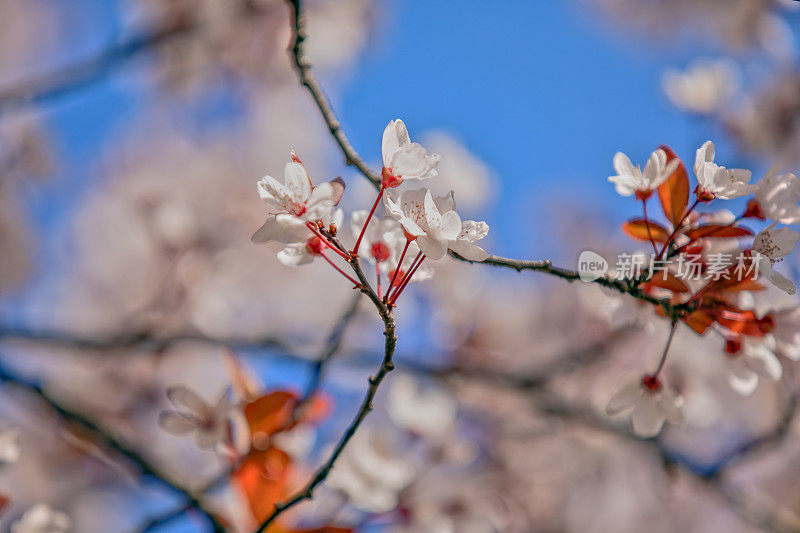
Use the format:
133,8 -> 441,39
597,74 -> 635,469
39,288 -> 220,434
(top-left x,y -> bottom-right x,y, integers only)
326,427 -> 416,513
158,386 -> 238,451
349,211 -> 406,265
694,140 -> 757,199
751,222 -> 800,294
725,341 -> 783,396
608,149 -> 678,197
434,191 -> 490,261
252,153 -> 343,244
387,374 -> 457,440
11,504 -> 71,533
381,119 -> 440,187
752,165 -> 800,224
662,59 -> 739,114
606,375 -> 685,438
276,208 -> 344,267
771,306 -> 800,360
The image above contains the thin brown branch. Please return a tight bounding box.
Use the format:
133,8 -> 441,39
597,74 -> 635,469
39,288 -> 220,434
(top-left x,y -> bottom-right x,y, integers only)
254,239 -> 396,531
0,357 -> 225,532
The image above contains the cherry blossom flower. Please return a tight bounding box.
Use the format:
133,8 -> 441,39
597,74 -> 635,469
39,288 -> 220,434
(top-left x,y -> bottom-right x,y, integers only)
748,165 -> 800,224
662,59 -> 739,115
349,211 -> 405,266
723,339 -> 783,396
326,427 -> 416,513
771,306 -> 800,360
608,149 -> 678,198
381,119 -> 440,188
11,504 -> 71,533
158,386 -> 240,451
251,152 -> 343,244
276,209 -> 344,267
606,375 -> 685,438
387,374 -> 457,440
0,427 -> 20,465
694,140 -> 757,200
434,191 -> 490,261
751,223 -> 800,294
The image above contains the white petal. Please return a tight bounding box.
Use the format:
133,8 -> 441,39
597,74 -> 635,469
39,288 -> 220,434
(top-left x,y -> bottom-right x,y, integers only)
631,396 -> 666,438
277,244 -> 314,267
449,240 -> 488,261
416,235 -> 448,260
158,411 -> 199,435
251,215 -> 309,244
728,359 -> 759,396
747,345 -> 783,381
166,386 -> 209,416
382,120 -> 401,167
606,376 -> 642,415
284,161 -> 312,202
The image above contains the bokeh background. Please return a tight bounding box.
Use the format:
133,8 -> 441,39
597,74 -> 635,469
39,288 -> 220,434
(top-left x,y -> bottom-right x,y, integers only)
2,0 -> 800,532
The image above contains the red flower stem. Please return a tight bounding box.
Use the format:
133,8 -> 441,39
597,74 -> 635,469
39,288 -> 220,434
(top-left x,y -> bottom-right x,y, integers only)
352,186 -> 385,256
306,223 -> 349,260
641,197 -> 659,255
658,198 -> 701,260
387,251 -> 421,303
320,250 -> 360,287
389,253 -> 425,306
385,239 -> 411,300
652,320 -> 678,378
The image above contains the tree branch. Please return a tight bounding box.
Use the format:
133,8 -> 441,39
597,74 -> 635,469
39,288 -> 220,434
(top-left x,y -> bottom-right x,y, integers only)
0,356 -> 225,532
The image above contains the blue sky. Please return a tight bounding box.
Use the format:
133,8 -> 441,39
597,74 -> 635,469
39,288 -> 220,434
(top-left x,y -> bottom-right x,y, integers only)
338,0 -> 714,258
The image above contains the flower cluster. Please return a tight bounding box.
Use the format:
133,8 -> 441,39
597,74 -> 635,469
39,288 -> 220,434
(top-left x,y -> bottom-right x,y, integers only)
251,119 -> 490,306
606,141 -> 800,436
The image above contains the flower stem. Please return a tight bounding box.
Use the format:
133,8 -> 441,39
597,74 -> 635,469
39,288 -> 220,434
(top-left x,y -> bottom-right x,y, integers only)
658,198 -> 701,260
320,250 -> 361,287
375,262 -> 382,297
389,253 -> 425,306
385,239 -> 410,300
652,320 -> 678,378
352,186 -> 384,256
307,223 -> 349,260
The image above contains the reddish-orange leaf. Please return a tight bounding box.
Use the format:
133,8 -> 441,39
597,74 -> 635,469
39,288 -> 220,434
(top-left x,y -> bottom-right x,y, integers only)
645,271 -> 690,293
244,391 -> 298,437
682,309 -> 714,335
622,219 -> 670,243
233,447 -> 292,524
657,145 -> 690,228
684,225 -> 753,240
0,495 -> 8,515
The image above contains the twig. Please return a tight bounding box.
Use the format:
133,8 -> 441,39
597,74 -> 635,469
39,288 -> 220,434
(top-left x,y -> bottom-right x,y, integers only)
0,357 -> 225,532
284,0 -> 381,189
253,238 -> 396,531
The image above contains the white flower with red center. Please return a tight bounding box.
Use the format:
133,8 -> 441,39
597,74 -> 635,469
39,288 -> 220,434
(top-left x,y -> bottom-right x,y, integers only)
276,208 -> 344,267
723,338 -> 783,396
746,165 -> 800,224
750,222 -> 800,294
251,151 -> 344,244
381,119 -> 441,188
350,211 -> 405,266
606,375 -> 685,438
158,386 -> 239,451
383,188 -> 461,260
608,149 -> 678,199
11,504 -> 71,533
434,191 -> 490,261
0,427 -> 20,465
694,140 -> 757,200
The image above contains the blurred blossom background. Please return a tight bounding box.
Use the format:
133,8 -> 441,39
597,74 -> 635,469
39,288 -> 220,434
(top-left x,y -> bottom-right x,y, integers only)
1,0 -> 800,532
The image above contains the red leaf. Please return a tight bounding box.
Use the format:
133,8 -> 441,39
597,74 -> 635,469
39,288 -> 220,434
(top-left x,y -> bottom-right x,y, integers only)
622,219 -> 670,243
657,145 -> 689,228
682,310 -> 714,335
233,447 -> 292,524
684,225 -> 753,240
0,494 -> 9,515
645,271 -> 690,293
244,391 -> 298,437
